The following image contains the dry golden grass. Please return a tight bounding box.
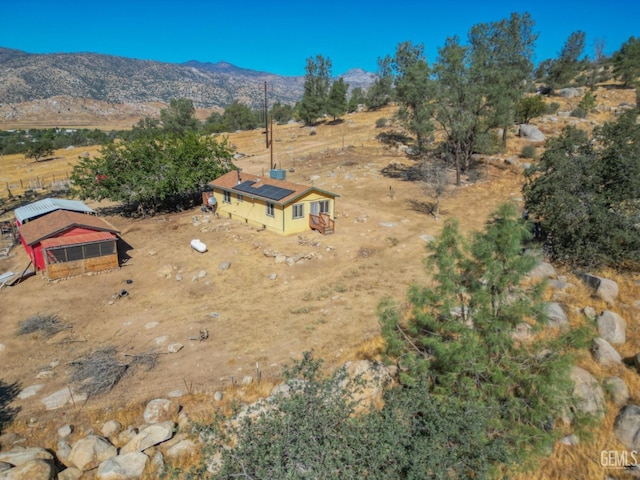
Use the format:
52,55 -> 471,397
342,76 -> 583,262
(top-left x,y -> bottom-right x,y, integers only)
0,90 -> 638,478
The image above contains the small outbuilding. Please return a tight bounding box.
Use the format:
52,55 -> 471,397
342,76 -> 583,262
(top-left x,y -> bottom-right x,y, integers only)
204,170 -> 339,235
17,203 -> 120,279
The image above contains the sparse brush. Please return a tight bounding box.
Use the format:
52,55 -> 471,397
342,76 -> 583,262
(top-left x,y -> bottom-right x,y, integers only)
17,314 -> 70,338
69,348 -> 161,397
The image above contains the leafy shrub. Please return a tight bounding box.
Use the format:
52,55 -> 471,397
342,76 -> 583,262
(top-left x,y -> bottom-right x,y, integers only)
570,106 -> 587,118
546,102 -> 561,114
578,91 -> 597,113
520,144 -> 537,159
473,130 -> 502,155
375,117 -> 387,128
515,95 -> 547,124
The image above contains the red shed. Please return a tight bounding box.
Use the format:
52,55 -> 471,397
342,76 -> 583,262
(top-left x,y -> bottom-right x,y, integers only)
18,210 -> 120,279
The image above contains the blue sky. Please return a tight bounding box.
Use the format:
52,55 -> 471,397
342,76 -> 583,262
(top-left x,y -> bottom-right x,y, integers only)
1,1 -> 638,76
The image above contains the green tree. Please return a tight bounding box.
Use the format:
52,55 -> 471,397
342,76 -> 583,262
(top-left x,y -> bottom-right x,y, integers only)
523,110 -> 640,267
392,41 -> 434,152
545,31 -> 586,89
270,101 -> 295,123
25,138 -> 55,162
71,130 -> 234,213
365,56 -> 393,110
192,353 -> 507,479
381,202 -> 577,461
298,55 -> 332,125
433,36 -> 484,185
326,78 -> 349,121
202,111 -> 224,134
515,95 -> 548,124
469,12 -> 537,148
221,100 -> 259,131
160,98 -> 200,135
613,36 -> 640,87
347,86 -> 365,113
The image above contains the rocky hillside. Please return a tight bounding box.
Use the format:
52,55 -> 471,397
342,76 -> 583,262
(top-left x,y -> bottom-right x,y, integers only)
0,48 -> 375,115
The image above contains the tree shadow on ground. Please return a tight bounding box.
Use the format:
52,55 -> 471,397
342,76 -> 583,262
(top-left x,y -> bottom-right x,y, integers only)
0,380 -> 21,435
408,199 -> 447,218
380,162 -> 423,181
327,118 -> 345,126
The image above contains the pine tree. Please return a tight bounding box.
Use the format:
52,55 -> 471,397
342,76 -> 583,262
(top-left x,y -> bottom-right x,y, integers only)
326,78 -> 348,121
381,202 -> 576,459
298,55 -> 332,125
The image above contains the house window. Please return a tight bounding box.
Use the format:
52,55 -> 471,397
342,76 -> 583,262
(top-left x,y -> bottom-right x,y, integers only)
292,203 -> 304,219
223,191 -> 231,203
237,194 -> 243,202
266,202 -> 275,217
311,200 -> 330,215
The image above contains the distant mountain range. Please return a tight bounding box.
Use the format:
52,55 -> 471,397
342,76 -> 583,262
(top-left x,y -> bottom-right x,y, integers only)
0,48 -> 376,111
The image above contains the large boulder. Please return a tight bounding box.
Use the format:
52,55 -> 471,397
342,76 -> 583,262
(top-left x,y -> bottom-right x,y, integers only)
119,421 -> 175,455
0,447 -> 54,466
545,302 -> 569,329
604,377 -> 630,407
519,124 -> 545,141
614,405 -> 640,449
598,311 -> 626,345
0,459 -> 56,479
67,435 -> 117,471
96,452 -> 148,480
571,366 -> 606,418
591,337 -> 622,366
143,399 -> 180,424
577,273 -> 619,304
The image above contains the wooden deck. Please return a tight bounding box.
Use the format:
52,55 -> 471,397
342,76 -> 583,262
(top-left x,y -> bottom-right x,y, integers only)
309,213 -> 335,235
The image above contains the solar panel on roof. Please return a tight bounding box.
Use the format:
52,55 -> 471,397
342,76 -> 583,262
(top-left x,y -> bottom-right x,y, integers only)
231,181 -> 294,201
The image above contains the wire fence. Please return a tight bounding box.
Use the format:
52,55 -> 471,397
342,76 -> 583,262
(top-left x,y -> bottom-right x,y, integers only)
2,172 -> 73,200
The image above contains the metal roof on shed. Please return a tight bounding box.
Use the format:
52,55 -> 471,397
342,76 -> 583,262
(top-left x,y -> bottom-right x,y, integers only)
15,198 -> 95,224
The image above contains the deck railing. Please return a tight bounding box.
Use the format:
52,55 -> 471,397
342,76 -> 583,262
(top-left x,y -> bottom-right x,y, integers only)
309,213 -> 335,235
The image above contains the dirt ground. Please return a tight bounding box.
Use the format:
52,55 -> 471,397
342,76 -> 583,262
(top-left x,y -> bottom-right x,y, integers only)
0,91 -> 634,424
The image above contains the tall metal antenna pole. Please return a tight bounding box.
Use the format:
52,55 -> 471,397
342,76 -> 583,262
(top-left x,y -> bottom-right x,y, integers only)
264,82 -> 269,149
270,114 -> 274,170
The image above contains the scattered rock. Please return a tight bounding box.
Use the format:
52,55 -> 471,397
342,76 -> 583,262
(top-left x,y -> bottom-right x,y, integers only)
583,306 -> 597,321
96,451 -> 148,480
578,273 -> 619,304
559,434 -> 580,446
120,421 -> 175,455
213,391 -> 223,402
17,384 -> 44,400
57,467 -> 83,480
519,124 -> 545,141
604,377 -> 630,407
0,447 -> 54,466
41,388 -> 86,410
165,439 -> 197,460
145,321 -> 159,330
511,322 -> 532,342
598,311 -> 626,345
571,366 -> 606,418
168,343 -> 183,354
614,405 -> 640,449
143,399 -> 180,424
218,261 -> 231,271
0,459 -> 56,479
58,424 -> 73,439
545,302 -> 568,328
592,337 -> 622,366
101,420 -> 122,439
528,261 -> 556,280
67,435 -> 117,471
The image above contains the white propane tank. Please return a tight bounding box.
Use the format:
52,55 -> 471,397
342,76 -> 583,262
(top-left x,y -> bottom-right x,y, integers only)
190,239 -> 207,253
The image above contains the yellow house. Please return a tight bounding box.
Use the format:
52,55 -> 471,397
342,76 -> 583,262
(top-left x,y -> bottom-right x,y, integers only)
204,170 -> 339,235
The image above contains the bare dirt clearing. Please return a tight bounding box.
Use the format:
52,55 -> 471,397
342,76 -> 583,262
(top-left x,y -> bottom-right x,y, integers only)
0,90 -> 634,430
